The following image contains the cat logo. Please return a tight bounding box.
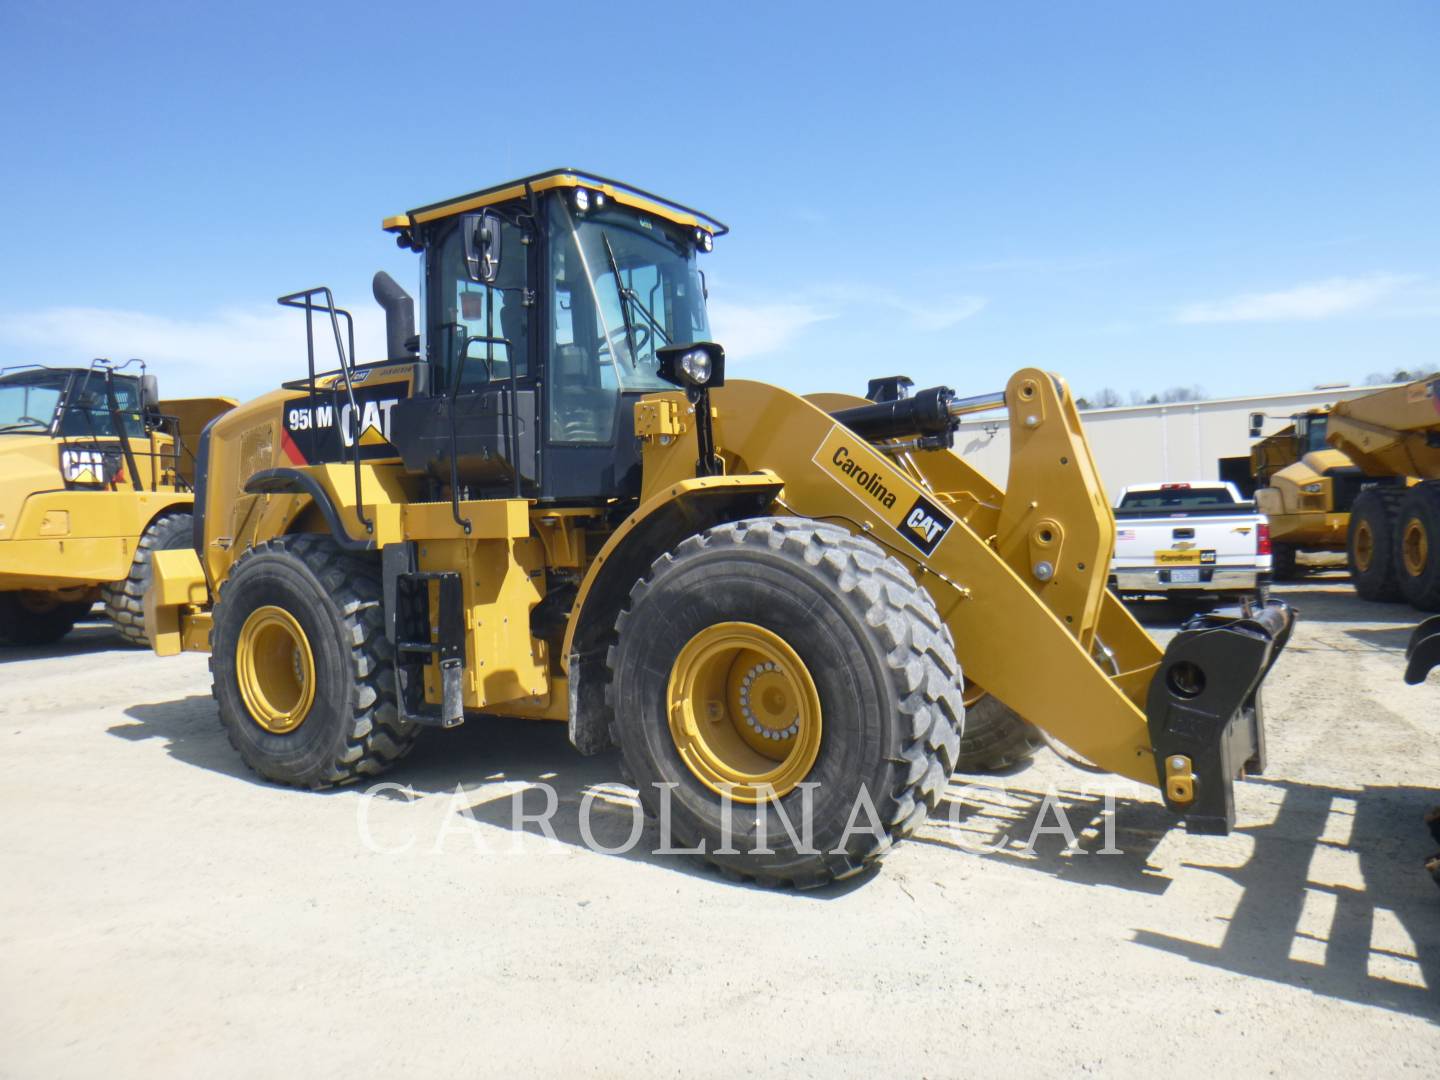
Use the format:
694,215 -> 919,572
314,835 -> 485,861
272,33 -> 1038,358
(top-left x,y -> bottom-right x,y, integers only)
61,448 -> 110,486
898,494 -> 953,556
812,426 -> 956,556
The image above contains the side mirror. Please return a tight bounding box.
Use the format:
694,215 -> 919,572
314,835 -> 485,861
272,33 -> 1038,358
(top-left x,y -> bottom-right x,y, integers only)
463,210 -> 502,284
140,373 -> 160,411
1248,411 -> 1264,438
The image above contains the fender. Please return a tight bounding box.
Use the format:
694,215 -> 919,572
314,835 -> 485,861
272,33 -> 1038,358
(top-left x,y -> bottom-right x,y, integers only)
243,467 -> 374,552
564,471 -> 784,755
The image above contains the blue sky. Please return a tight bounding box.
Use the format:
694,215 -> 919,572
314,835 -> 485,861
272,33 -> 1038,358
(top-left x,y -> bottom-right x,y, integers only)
0,1 -> 1436,402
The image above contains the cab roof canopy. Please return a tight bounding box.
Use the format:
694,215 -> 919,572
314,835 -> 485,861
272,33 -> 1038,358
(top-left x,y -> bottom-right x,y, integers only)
382,168 -> 728,239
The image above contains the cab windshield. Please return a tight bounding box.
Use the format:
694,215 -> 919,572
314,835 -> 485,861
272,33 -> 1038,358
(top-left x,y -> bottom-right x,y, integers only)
548,197 -> 710,442
0,371 -> 65,434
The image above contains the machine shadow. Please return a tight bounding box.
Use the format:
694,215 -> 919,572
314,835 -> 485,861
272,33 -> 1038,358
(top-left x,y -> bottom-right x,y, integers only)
1134,778 -> 1440,1023
112,697 -> 875,897
922,772 -> 1439,1022
0,620 -> 129,664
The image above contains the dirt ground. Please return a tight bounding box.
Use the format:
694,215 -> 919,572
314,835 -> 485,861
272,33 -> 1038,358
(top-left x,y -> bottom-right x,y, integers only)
1,569 -> 1437,1078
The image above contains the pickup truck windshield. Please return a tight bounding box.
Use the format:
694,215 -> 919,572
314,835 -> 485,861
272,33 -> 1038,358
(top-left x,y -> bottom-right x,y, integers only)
1117,488 -> 1239,514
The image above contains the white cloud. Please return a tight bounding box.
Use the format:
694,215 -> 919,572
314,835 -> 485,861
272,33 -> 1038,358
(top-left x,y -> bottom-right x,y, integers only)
1175,274 -> 1417,324
892,294 -> 988,331
0,304 -> 387,399
706,300 -> 834,358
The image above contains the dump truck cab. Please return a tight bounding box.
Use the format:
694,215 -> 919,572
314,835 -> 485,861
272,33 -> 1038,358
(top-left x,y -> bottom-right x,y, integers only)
0,361 -> 233,645
150,170 -> 1295,887
1251,407 -> 1372,578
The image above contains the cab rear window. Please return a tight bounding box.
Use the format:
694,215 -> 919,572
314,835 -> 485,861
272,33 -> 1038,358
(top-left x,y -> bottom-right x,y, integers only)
1117,488 -> 1239,513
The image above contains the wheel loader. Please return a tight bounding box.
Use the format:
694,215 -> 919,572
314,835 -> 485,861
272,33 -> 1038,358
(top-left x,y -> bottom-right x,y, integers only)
144,169 -> 1293,886
0,360 -> 233,645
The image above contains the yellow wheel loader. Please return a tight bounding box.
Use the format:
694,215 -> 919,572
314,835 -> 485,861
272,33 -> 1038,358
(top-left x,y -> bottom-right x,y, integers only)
146,170 -> 1293,886
1250,407 -> 1364,579
0,361 -> 233,646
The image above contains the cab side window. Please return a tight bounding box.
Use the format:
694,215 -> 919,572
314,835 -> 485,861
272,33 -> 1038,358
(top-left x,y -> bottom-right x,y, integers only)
433,216 -> 530,392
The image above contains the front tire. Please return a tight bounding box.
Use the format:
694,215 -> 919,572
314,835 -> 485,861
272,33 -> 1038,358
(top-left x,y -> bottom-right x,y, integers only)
210,534 -> 419,787
1270,542 -> 1298,581
609,517 -> 964,888
102,511 -> 193,646
1348,487 -> 1405,602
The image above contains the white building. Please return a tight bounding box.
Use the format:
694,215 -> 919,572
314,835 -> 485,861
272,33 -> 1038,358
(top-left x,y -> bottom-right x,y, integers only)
953,382 -> 1402,503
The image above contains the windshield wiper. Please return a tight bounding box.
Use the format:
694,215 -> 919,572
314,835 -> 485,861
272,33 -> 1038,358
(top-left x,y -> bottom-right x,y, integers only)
600,231 -> 641,371
0,420 -> 48,433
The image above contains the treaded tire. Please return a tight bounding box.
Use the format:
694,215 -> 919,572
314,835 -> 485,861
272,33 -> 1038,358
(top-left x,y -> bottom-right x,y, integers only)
1270,542 -> 1298,581
957,693 -> 1041,771
210,534 -> 419,788
1395,482 -> 1440,611
608,516 -> 964,888
0,593 -> 93,646
102,512 -> 194,646
1348,487 -> 1405,602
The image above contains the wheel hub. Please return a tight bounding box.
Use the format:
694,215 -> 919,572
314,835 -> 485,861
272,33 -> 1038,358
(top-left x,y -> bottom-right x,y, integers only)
1354,519 -> 1374,573
1404,518 -> 1428,577
236,605 -> 316,735
667,622 -> 822,802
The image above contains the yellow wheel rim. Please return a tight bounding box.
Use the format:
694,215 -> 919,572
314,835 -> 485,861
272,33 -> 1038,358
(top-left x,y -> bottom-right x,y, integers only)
236,605 -> 316,734
666,622 -> 822,802
1403,518 -> 1429,577
1354,519 -> 1374,573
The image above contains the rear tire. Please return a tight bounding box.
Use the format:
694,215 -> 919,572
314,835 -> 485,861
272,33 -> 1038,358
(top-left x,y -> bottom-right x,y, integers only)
1348,487 -> 1405,602
102,511 -> 193,646
210,534 -> 419,788
957,693 -> 1041,771
1270,542 -> 1298,581
609,517 -> 964,888
0,592 -> 93,646
1395,482 -> 1440,611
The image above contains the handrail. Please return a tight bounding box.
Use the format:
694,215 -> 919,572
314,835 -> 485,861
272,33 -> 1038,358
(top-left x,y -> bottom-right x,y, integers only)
276,288 -> 372,536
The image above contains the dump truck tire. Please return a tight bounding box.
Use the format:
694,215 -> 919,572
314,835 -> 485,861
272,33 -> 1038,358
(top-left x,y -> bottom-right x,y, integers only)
102,512 -> 194,646
1395,482 -> 1440,611
957,693 -> 1041,771
210,534 -> 419,788
1270,542 -> 1298,581
608,517 -> 964,888
0,592 -> 94,646
1348,487 -> 1405,602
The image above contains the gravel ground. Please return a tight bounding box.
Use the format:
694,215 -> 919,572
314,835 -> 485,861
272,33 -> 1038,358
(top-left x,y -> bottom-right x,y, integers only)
1,570 -> 1436,1077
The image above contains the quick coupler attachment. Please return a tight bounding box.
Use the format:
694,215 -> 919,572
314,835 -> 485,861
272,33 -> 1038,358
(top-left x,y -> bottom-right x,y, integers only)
1144,600 -> 1295,835
1403,616 -> 1440,685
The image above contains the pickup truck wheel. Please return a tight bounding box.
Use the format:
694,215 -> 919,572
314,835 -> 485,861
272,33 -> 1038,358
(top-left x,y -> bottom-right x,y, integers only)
1395,483 -> 1440,611
1348,487 -> 1405,602
1270,543 -> 1298,581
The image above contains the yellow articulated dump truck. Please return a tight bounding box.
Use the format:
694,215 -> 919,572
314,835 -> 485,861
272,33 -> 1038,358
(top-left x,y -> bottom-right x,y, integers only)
1250,407 -> 1369,579
146,170 -> 1294,886
0,360 -> 233,645
1324,376 -> 1440,608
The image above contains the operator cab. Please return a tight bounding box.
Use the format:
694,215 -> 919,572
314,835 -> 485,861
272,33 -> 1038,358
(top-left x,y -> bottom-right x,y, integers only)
0,363 -> 154,440
382,170 -> 724,504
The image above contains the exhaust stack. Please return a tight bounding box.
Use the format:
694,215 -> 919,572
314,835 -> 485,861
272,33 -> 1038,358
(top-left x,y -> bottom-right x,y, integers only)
372,271 -> 417,361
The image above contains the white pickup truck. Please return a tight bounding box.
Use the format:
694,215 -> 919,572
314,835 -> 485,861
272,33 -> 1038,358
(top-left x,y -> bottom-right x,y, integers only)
1110,482 -> 1272,603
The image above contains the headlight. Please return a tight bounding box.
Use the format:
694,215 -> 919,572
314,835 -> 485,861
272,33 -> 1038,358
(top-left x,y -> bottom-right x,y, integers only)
695,229 -> 713,252
680,349 -> 711,384
1302,482 -> 1324,493
656,341 -> 726,390
573,188 -> 591,213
